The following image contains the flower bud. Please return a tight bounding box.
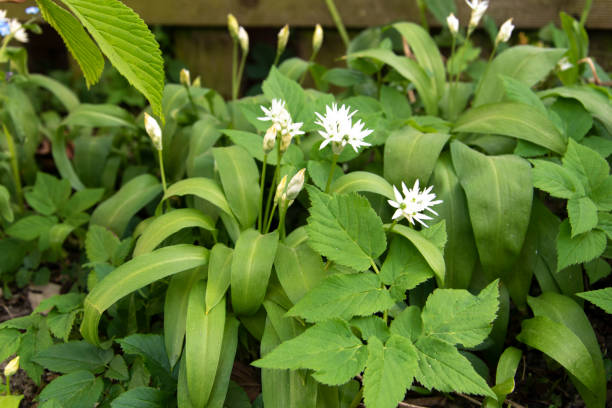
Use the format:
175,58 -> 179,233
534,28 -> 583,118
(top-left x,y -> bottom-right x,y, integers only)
277,25 -> 290,56
4,356 -> 19,377
180,68 -> 191,87
286,169 -> 306,201
238,26 -> 249,53
496,18 -> 514,45
144,112 -> 163,151
447,13 -> 459,36
274,175 -> 288,205
192,76 -> 201,87
466,0 -> 489,31
263,126 -> 277,154
280,131 -> 293,152
227,14 -> 239,40
312,24 -> 324,55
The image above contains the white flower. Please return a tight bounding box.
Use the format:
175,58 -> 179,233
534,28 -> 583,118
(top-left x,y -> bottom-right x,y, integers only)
313,24 -> 323,54
180,68 -> 191,86
274,175 -> 288,205
558,57 -> 573,71
315,103 -> 373,154
238,26 -> 249,53
387,180 -> 443,228
9,19 -> 28,43
277,24 -> 289,54
144,112 -> 163,150
447,13 -> 459,36
4,356 -> 19,377
496,18 -> 514,44
0,10 -> 7,21
286,168 -> 306,200
258,99 -> 304,150
466,0 -> 489,29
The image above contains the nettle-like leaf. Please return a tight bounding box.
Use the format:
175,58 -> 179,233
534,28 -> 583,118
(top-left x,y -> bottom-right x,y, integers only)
530,159 -> 585,199
381,237 -> 434,301
556,219 -> 606,271
567,197 -> 598,237
286,273 -> 395,322
562,139 -> 609,194
577,288 -> 612,314
305,187 -> 386,271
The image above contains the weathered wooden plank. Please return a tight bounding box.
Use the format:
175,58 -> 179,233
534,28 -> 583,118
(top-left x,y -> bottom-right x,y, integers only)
4,0 -> 612,29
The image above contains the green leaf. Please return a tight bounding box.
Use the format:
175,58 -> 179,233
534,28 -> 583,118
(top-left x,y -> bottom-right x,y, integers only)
562,139 -> 610,194
556,219 -> 606,271
205,316 -> 240,408
133,209 -> 215,256
421,280 -> 499,348
73,135 -> 113,188
262,67 -> 308,125
163,177 -> 234,218
274,242 -> 326,305
567,197 -> 598,237
85,225 -> 120,264
350,316 -> 390,342
363,336 -> 418,408
230,229 -> 279,316
550,98 -> 593,141
6,215 -> 57,241
287,273 -> 395,323
36,0 -> 104,87
110,387 -> 166,408
205,244 -> 233,313
105,355 -> 129,381
25,172 -> 71,216
305,188 -> 386,272
117,334 -> 173,389
501,75 -> 547,114
474,46 -> 565,107
380,86 -> 411,120
49,129 -> 86,191
60,188 -> 104,216
39,371 -> 103,408
90,174 -> 162,237
81,244 -> 209,345
590,177 -> 612,211
0,185 -> 13,223
577,288 -> 612,314
33,341 -> 113,373
381,237 -> 434,300
212,146 -> 260,229
0,395 -> 24,408
530,159 -> 585,199
59,0 -> 165,120
0,329 -> 21,364
63,104 -> 136,128
27,73 -> 80,112
330,171 -> 394,200
253,319 -> 367,386
46,310 -> 78,341
451,141 -> 533,279
186,280 -> 226,408
454,102 -> 567,154
384,127 -> 449,188
279,57 -> 312,81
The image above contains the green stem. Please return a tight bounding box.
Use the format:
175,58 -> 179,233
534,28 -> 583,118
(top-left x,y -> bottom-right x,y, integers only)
231,40 -> 238,101
386,219 -> 399,235
580,0 -> 593,27
348,386 -> 363,408
5,374 -> 10,396
265,202 -> 278,234
184,84 -> 197,111
157,149 -> 168,197
3,124 -> 23,210
299,49 -> 319,85
324,154 -> 339,193
324,0 -> 350,49
416,0 -> 429,31
278,201 -> 288,240
272,51 -> 281,68
258,154 -> 268,232
236,50 -> 248,99
370,259 -> 380,274
447,36 -> 457,120
264,144 -> 282,231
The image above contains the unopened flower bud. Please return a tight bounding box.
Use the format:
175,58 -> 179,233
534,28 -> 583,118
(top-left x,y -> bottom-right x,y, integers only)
331,141 -> 344,156
280,132 -> 293,152
144,112 -> 163,151
447,13 -> 459,36
238,26 -> 249,53
192,76 -> 201,87
274,175 -> 288,205
277,25 -> 289,56
263,126 -> 277,154
227,14 -> 239,40
313,24 -> 324,55
286,168 -> 306,201
496,18 -> 514,45
466,0 -> 489,31
180,68 -> 191,87
4,356 -> 19,377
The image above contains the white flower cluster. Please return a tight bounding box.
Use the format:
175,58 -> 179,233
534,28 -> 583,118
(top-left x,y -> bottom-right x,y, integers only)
258,99 -> 304,153
0,9 -> 28,43
315,103 -> 373,155
388,180 -> 443,228
466,0 -> 489,30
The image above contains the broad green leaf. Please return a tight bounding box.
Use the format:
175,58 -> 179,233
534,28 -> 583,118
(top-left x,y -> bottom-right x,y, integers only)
306,188 -> 386,272
451,141 -> 532,279
567,197 -> 598,237
350,316 -> 390,342
0,185 -> 13,223
530,159 -> 585,199
27,73 -> 80,112
36,0 -> 104,87
60,0 -> 165,120
577,288 -> 612,314
164,268 -> 203,369
33,341 -> 113,373
38,371 -> 103,408
562,139 -> 609,194
253,319 -> 367,386
6,215 -> 56,241
223,129 -> 304,165
133,209 -> 215,256
287,273 -> 395,322
0,395 -> 23,408
363,336 -> 418,408
384,127 -> 449,188
212,146 -> 260,228
474,46 -> 565,107
205,244 -> 233,313
323,68 -> 370,87
330,171 -> 394,200
421,280 -> 499,348
501,75 -> 547,114
279,57 -> 312,81
91,174 -> 162,237
110,387 -> 166,408
205,316 -> 240,408
105,355 -> 129,381
73,135 -> 113,187
274,242 -> 326,305
485,347 -> 522,407
187,119 -> 222,178
117,334 -> 173,389
550,98 -> 593,141
186,281 -> 226,408
81,244 -> 209,345
590,177 -> 612,211
262,67 -> 309,126
85,225 -> 120,264
47,310 -> 78,341
598,213 -> 612,240
49,129 -> 86,191
25,172 -> 71,216
163,177 -> 234,218
381,237 -> 434,300
63,104 -> 136,128
60,188 -> 104,217
230,229 -> 279,315
454,102 -> 566,154
556,219 -> 606,271
380,85 -> 412,120
348,48 -> 438,115
0,329 -> 21,364
584,258 -> 611,285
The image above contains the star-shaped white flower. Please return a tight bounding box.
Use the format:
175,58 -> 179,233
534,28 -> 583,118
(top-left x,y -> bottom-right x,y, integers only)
388,180 -> 443,228
258,98 -> 304,140
466,0 -> 489,29
315,103 -> 372,154
8,19 -> 28,43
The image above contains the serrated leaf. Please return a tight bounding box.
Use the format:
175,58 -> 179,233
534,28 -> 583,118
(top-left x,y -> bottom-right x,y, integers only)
567,197 -> 598,237
363,336 -> 418,408
33,341 -> 113,373
60,0 -> 165,120
6,215 -> 57,241
105,355 -> 129,381
562,139 -> 610,193
117,334 -> 173,389
85,225 -> 120,264
381,237 -> 434,300
253,319 -> 367,386
60,188 -> 104,217
0,329 -> 21,364
110,387 -> 166,408
550,98 -> 593,141
47,310 -> 77,341
590,177 -> 612,211
39,371 -> 103,408
421,281 -> 500,348
306,188 -> 386,271
577,288 -> 612,314
287,273 -> 395,322
556,219 -> 606,271
350,316 -> 390,342
530,159 -> 585,199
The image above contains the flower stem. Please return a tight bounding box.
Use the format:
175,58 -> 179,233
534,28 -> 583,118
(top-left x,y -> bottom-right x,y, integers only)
5,374 -> 11,396
387,219 -> 399,235
370,259 -> 380,274
231,40 -> 238,101
324,154 -> 339,193
2,124 -> 23,211
258,154 -> 268,232
323,0 -> 350,49
265,202 -> 277,234
158,149 -> 168,198
263,144 -> 282,230
236,48 -> 248,99
278,202 -> 288,240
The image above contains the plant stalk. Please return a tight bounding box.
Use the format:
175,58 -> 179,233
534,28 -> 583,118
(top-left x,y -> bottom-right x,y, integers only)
324,153 -> 339,193
3,124 -> 23,210
263,143 -> 282,231
231,40 -> 239,100
580,0 -> 593,27
258,153 -> 268,231
323,0 -> 350,49
157,149 -> 168,196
